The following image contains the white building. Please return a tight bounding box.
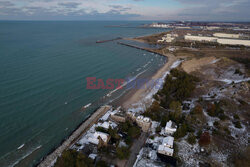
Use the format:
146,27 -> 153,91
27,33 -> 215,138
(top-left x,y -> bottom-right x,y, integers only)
110,111 -> 126,123
175,26 -> 191,29
162,136 -> 174,148
157,145 -> 174,157
136,116 -> 152,132
217,38 -> 250,47
233,28 -> 250,31
151,23 -> 169,28
185,34 -> 250,47
165,120 -> 177,135
184,35 -> 217,42
157,136 -> 175,156
205,26 -> 221,30
213,33 -> 241,39
99,122 -> 110,129
158,34 -> 178,43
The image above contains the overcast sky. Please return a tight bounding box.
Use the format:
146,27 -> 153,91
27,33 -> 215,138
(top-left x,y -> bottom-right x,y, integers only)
0,0 -> 249,21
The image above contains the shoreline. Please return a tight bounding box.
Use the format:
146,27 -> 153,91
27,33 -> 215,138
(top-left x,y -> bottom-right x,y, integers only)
37,38 -> 178,167
122,51 -> 177,109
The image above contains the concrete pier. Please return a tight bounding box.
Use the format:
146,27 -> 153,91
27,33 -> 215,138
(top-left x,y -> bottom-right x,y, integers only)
117,42 -> 166,57
96,37 -> 122,43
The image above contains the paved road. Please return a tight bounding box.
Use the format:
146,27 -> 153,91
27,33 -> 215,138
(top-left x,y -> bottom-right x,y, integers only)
125,132 -> 148,167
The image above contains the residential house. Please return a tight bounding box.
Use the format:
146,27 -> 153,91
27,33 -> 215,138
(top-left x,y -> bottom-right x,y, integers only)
110,112 -> 126,123
157,145 -> 174,157
162,136 -> 174,148
165,120 -> 177,135
136,116 -> 152,132
157,136 -> 174,157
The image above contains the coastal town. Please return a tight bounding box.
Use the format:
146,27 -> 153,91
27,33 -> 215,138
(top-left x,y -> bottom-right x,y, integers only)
47,104 -> 180,167
38,22 -> 250,167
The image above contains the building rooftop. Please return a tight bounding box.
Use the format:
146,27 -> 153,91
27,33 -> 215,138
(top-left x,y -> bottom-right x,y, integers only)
143,117 -> 150,122
136,115 -> 151,123
89,154 -> 97,160
99,122 -> 110,129
158,145 -> 174,154
162,136 -> 174,147
137,116 -> 144,120
165,120 -> 177,129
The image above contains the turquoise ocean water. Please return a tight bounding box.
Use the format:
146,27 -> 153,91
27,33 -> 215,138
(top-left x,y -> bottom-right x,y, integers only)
0,21 -> 168,167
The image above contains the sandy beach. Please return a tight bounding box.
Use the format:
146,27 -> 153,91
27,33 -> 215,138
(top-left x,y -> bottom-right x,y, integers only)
122,51 -> 177,109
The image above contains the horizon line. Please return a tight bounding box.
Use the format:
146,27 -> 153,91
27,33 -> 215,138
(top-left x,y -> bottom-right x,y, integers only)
0,20 -> 250,23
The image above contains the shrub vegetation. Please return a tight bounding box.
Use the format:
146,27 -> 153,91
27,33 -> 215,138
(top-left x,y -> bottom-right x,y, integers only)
116,146 -> 130,159
55,150 -> 93,167
187,133 -> 196,145
159,69 -> 199,108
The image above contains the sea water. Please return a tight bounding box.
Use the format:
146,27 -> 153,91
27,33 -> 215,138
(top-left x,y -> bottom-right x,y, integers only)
0,21 -> 168,167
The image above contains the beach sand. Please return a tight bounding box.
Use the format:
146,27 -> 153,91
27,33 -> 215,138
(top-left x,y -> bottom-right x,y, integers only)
121,51 -> 177,109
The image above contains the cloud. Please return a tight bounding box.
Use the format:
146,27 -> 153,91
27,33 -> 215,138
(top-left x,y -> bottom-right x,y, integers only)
0,0 -> 140,20
0,0 -> 249,21
58,2 -> 81,8
109,5 -> 131,12
174,0 -> 250,21
0,1 -> 14,7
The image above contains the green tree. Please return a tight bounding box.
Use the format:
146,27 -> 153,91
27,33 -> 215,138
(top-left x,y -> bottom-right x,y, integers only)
233,114 -> 240,120
95,126 -> 108,133
156,125 -> 162,133
160,115 -> 169,127
76,153 -> 93,167
108,127 -> 120,140
96,160 -> 108,167
120,120 -> 132,132
187,133 -> 196,145
169,101 -> 182,113
55,150 -> 93,167
214,121 -> 220,128
174,123 -> 188,139
196,130 -> 202,139
128,126 -> 141,138
116,147 -> 130,159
